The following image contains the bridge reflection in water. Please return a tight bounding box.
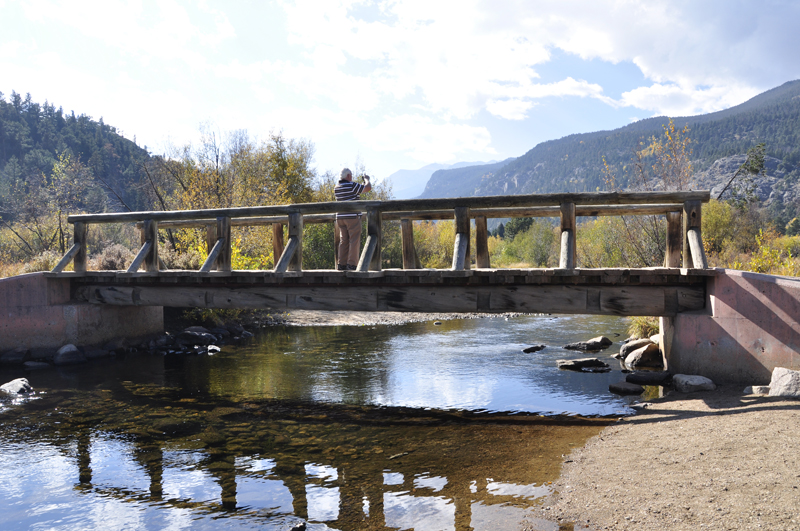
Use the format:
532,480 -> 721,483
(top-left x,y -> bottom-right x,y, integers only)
3,376 -> 610,531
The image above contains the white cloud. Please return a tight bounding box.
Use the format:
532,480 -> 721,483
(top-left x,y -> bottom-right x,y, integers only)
358,114 -> 495,162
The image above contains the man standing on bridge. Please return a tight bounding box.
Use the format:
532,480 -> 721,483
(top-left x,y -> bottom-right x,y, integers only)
335,167 -> 371,270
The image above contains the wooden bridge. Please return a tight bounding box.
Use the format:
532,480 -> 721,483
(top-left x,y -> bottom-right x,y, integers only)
47,191 -> 713,317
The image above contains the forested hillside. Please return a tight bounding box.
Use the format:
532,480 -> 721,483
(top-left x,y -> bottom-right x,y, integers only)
425,80 -> 800,214
0,91 -> 151,215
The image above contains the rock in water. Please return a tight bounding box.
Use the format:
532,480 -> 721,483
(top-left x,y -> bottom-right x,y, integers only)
523,344 -> 546,353
556,358 -> 610,371
53,344 -> 87,366
1,378 -> 33,394
563,336 -> 613,351
619,338 -> 654,358
0,347 -> 30,366
626,371 -> 671,385
624,343 -> 662,368
768,367 -> 800,397
673,374 -> 716,393
609,381 -> 644,395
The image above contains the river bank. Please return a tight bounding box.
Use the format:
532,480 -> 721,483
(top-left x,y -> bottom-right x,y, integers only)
526,385 -> 800,531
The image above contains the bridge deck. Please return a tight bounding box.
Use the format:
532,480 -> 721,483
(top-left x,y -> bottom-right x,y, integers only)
52,267 -> 714,317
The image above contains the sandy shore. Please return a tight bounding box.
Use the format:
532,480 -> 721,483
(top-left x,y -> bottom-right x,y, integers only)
526,386 -> 800,531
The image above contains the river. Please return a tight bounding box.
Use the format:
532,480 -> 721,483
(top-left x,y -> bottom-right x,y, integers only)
0,313 -> 645,530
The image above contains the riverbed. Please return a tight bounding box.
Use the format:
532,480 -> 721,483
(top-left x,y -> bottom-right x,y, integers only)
1,313 -> 640,530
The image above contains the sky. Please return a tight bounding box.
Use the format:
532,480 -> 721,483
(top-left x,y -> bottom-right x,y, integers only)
2,0 -> 800,182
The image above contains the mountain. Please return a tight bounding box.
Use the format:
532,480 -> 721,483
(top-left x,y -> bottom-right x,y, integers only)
418,158 -> 516,198
424,80 -> 800,223
386,160 -> 503,199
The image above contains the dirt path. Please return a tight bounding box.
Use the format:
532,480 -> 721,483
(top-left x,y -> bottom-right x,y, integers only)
526,386 -> 800,531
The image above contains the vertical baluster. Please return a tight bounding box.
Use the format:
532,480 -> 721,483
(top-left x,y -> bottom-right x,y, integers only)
452,206 -> 470,270
665,211 -> 682,267
217,216 -> 231,272
401,219 -> 416,269
682,200 -> 707,268
73,221 -> 87,273
272,222 -> 285,268
288,212 -> 303,272
559,202 -> 576,269
474,214 -> 489,268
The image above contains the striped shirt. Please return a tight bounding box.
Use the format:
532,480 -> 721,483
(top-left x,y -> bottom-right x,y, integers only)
334,180 -> 366,219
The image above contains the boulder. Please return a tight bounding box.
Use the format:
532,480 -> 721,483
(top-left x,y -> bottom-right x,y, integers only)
626,371 -> 671,386
624,343 -> 662,368
176,330 -> 217,346
609,381 -> 644,395
210,327 -> 231,338
226,322 -> 245,335
673,374 -> 716,393
23,361 -> 51,370
563,336 -> 613,351
53,344 -> 88,366
619,338 -> 654,359
557,358 -> 610,371
0,347 -> 30,366
85,348 -> 110,360
523,344 -> 546,353
185,325 -> 211,334
744,385 -> 770,396
102,338 -> 126,354
768,367 -> 800,397
1,378 -> 33,394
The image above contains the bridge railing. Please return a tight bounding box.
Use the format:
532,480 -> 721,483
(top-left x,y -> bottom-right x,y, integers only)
56,191 -> 710,274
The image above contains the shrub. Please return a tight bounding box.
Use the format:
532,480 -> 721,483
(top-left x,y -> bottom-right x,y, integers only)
627,316 -> 659,339
21,251 -> 63,273
93,244 -> 135,270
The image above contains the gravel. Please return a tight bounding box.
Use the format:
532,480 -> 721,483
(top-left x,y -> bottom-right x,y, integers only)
525,385 -> 800,531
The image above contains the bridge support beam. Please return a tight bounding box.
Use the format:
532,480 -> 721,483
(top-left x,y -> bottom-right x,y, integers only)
0,273 -> 163,355
665,269 -> 800,384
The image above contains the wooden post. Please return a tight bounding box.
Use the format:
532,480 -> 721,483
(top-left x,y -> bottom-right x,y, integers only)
73,221 -> 87,273
559,202 -> 576,269
452,207 -> 470,270
287,212 -> 303,272
401,219 -> 417,269
141,219 -> 159,272
272,223 -> 285,267
333,219 -> 340,268
475,215 -> 489,268
665,211 -> 682,267
682,200 -> 705,268
357,207 -> 382,271
215,217 -> 232,271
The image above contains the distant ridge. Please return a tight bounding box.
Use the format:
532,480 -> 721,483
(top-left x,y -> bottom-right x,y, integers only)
386,160 -> 502,199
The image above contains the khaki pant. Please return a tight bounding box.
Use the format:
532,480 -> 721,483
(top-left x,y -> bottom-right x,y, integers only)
337,216 -> 362,266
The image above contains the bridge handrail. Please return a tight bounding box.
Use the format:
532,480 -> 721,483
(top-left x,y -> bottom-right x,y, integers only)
56,191 -> 711,274
67,191 -> 709,224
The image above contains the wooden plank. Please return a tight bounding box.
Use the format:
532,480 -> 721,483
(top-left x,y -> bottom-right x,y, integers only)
474,215 -> 490,268
287,212 -> 303,272
452,207 -> 470,270
68,191 -> 711,224
143,219 -> 159,272
559,202 -> 576,269
216,217 -> 232,272
274,236 -> 299,273
401,219 -> 416,269
665,209 -> 682,268
73,221 -> 87,273
75,283 -> 702,315
52,243 -> 81,273
272,223 -> 284,266
356,235 -> 378,272
367,207 -> 382,271
126,240 -> 153,273
682,200 -> 702,268
199,239 -> 224,273
687,227 -> 708,269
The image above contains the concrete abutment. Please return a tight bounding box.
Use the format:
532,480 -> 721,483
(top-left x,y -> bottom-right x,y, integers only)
1,272 -> 163,356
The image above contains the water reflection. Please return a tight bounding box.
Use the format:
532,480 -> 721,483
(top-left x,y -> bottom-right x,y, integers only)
1,314 -> 633,530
